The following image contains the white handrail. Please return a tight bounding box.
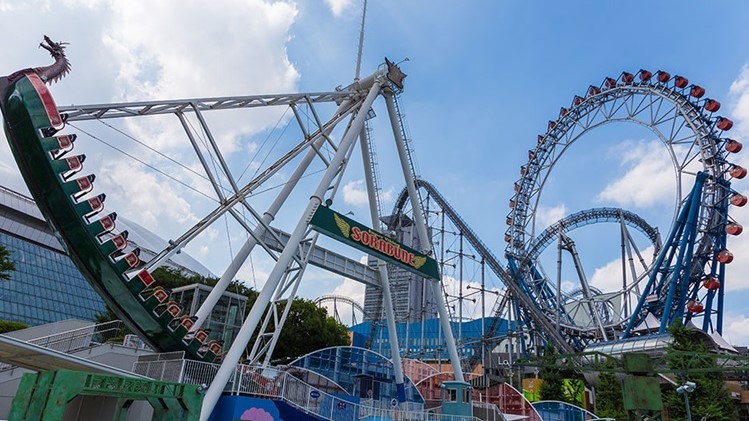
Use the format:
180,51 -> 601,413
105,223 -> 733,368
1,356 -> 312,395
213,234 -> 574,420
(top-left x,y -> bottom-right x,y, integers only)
0,320 -> 130,371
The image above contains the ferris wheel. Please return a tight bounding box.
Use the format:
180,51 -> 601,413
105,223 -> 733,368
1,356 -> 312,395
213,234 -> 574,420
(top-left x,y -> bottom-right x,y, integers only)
504,69 -> 744,348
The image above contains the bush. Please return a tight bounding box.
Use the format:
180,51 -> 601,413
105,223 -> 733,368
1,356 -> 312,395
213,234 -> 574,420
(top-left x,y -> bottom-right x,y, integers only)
0,320 -> 28,334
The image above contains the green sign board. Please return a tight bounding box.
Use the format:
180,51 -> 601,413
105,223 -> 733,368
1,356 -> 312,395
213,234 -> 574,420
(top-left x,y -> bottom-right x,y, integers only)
309,205 -> 440,280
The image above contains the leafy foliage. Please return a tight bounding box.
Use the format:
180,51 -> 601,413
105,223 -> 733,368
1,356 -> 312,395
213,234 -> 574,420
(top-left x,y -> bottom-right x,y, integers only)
0,245 -> 16,281
594,361 -> 627,420
562,379 -> 585,407
0,319 -> 27,334
662,321 -> 738,421
150,266 -> 217,290
268,298 -> 351,361
539,344 -> 566,402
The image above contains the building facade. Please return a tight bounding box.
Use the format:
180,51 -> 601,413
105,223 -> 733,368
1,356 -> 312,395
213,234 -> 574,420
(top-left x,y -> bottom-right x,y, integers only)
362,214 -> 438,324
0,186 -> 106,325
0,185 -> 215,327
349,317 -> 513,363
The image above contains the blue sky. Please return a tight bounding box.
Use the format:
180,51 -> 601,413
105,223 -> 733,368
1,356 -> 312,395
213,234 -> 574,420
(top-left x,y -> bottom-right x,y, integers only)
2,0 -> 749,343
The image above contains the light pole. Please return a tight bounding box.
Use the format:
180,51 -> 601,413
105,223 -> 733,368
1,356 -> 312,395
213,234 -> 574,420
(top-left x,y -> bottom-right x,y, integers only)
676,380 -> 696,421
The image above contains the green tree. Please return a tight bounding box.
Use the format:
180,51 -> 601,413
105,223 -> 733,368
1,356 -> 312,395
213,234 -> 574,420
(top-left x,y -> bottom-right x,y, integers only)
150,266 -> 217,289
595,361 -> 627,420
0,320 -> 28,333
268,298 -> 351,361
150,267 -> 258,313
662,321 -> 738,421
0,245 -> 15,280
539,344 -> 566,402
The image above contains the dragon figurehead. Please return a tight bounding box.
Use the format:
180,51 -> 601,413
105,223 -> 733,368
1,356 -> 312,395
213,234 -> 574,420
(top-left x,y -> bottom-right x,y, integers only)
0,35 -> 71,113
1,35 -> 71,89
35,35 -> 71,84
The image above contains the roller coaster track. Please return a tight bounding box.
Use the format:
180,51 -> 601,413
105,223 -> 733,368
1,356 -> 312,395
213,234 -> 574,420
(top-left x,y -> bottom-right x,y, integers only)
506,207 -> 662,345
510,207 -> 661,325
391,184 -> 667,360
314,294 -> 370,325
391,179 -> 574,353
527,207 -> 661,264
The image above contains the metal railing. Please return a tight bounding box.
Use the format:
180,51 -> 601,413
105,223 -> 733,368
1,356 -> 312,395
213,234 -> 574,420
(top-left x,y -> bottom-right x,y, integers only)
132,351 -> 186,382
139,358 -> 480,421
0,321 -> 133,371
471,402 -> 507,421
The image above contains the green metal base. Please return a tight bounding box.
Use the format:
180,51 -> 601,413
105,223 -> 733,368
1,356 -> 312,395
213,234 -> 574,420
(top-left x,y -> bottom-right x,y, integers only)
9,370 -> 204,421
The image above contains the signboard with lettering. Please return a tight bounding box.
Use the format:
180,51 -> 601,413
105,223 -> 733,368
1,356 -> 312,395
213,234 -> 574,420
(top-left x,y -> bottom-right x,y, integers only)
309,205 -> 440,280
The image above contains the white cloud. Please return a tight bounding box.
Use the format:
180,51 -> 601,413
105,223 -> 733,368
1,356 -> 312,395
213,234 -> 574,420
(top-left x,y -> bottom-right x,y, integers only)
561,280 -> 575,293
380,187 -> 395,205
534,203 -> 568,229
330,278 -> 366,309
63,0 -> 104,8
97,160 -> 200,233
730,64 -> 749,139
589,246 -> 656,293
0,0 -> 310,281
0,1 -> 17,11
343,179 -> 369,206
597,140 -> 676,208
104,0 -> 299,100
325,0 -> 353,17
723,313 -> 749,346
724,65 -> 749,291
97,0 -> 300,154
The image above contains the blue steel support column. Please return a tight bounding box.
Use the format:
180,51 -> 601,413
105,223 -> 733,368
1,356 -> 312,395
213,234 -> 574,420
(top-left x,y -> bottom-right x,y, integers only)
717,260 -> 726,333
659,172 -> 706,334
716,179 -> 731,334
199,75 -> 384,421
715,256 -> 726,335
623,187 -> 695,338
359,126 -> 407,402
671,174 -> 708,325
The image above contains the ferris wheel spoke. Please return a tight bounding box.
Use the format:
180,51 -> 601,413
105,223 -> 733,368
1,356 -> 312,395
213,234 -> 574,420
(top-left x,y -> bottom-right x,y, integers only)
626,89 -> 652,119
599,93 -> 621,120
666,116 -> 690,146
651,103 -> 680,126
649,94 -> 665,124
